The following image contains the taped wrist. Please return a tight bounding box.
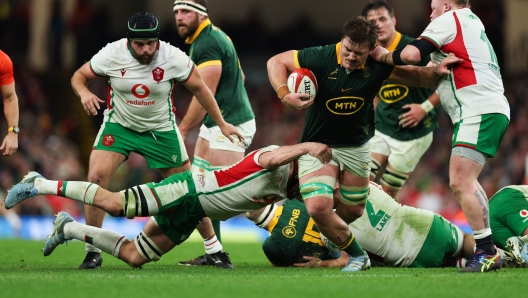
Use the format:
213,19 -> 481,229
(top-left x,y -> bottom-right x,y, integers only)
276,84 -> 290,100
420,100 -> 435,113
392,48 -> 405,65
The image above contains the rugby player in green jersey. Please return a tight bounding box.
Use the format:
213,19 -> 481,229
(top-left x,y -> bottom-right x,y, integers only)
267,16 -> 461,272
247,183 -> 520,269
363,1 -> 441,200
174,0 -> 256,269
490,186 -> 528,267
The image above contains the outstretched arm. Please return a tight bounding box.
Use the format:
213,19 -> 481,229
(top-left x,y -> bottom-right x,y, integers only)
178,65 -> 221,140
293,253 -> 349,268
258,142 -> 331,170
389,53 -> 462,88
182,65 -> 242,144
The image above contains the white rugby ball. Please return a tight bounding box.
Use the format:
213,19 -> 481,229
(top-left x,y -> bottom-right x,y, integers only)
287,68 -> 318,100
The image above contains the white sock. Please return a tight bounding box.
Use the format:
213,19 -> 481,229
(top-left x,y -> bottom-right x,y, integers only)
64,221 -> 127,258
456,258 -> 467,268
34,178 -> 99,205
85,243 -> 101,254
204,234 -> 222,254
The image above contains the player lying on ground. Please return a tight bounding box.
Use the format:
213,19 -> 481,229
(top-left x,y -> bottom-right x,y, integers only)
4,143 -> 335,269
490,185 -> 528,267
247,182 -> 519,268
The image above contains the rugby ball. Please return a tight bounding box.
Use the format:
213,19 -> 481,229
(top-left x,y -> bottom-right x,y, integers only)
287,68 -> 318,100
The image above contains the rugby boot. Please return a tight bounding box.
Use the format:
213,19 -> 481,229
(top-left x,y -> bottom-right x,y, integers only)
79,252 -> 103,269
5,171 -> 43,209
342,253 -> 371,272
506,236 -> 528,268
179,251 -> 234,269
43,212 -> 74,256
459,248 -> 502,273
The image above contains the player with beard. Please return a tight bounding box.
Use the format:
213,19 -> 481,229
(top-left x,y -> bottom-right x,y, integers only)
173,0 -> 256,269
70,12 -> 242,269
267,16 -> 462,272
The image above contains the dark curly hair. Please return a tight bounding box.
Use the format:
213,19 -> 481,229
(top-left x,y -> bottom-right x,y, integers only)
342,16 -> 379,49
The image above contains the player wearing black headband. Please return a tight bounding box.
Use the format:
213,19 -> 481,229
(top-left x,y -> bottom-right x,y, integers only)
173,1 -> 256,269
70,11 -> 243,270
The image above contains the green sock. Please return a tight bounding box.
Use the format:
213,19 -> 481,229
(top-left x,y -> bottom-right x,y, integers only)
211,219 -> 222,243
338,233 -> 365,257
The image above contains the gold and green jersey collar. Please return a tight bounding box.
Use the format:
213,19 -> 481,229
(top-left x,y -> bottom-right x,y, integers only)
185,19 -> 211,44
336,42 -> 366,70
384,31 -> 402,51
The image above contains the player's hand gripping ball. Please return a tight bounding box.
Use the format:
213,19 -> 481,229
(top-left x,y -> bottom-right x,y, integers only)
287,68 -> 318,100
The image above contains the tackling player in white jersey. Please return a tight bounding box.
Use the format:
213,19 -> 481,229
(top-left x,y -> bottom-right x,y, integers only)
372,0 -> 510,272
5,142 -> 332,269
247,183 -> 518,269
70,12 -> 242,269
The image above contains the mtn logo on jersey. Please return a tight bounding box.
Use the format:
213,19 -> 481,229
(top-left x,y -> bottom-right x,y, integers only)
379,84 -> 410,104
152,67 -> 164,82
326,96 -> 364,115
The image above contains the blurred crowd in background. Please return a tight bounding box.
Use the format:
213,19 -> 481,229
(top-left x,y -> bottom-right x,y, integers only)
0,0 -> 527,232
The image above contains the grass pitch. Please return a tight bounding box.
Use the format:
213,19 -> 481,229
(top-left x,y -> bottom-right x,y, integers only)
0,239 -> 526,298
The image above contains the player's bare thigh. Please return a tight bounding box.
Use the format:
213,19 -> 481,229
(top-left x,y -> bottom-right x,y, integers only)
87,150 -> 126,184
158,162 -> 191,178
194,136 -> 244,166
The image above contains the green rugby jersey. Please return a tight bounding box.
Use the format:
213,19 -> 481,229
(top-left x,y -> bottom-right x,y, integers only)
262,200 -> 331,266
375,33 -> 438,140
294,43 -> 394,146
489,186 -> 528,249
186,19 -> 254,127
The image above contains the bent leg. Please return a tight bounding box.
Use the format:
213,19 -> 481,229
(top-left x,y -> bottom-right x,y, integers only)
60,217 -> 174,268
85,150 -> 125,228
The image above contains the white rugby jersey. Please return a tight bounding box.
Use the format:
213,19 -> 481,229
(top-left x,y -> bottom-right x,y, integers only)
350,183 -> 435,267
195,146 -> 291,220
420,8 -> 510,123
90,39 -> 194,132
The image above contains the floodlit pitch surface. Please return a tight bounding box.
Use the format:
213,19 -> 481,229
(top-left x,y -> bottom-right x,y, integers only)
0,240 -> 525,298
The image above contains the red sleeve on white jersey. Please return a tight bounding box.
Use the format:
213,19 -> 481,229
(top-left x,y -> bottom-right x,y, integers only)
213,150 -> 266,187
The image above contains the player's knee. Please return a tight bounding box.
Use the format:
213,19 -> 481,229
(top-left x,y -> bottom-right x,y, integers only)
132,232 -> 163,266
105,199 -> 125,217
369,158 -> 381,181
87,171 -> 110,185
116,241 -> 148,268
338,184 -> 369,205
304,197 -> 334,221
380,168 -> 408,191
336,203 -> 365,223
